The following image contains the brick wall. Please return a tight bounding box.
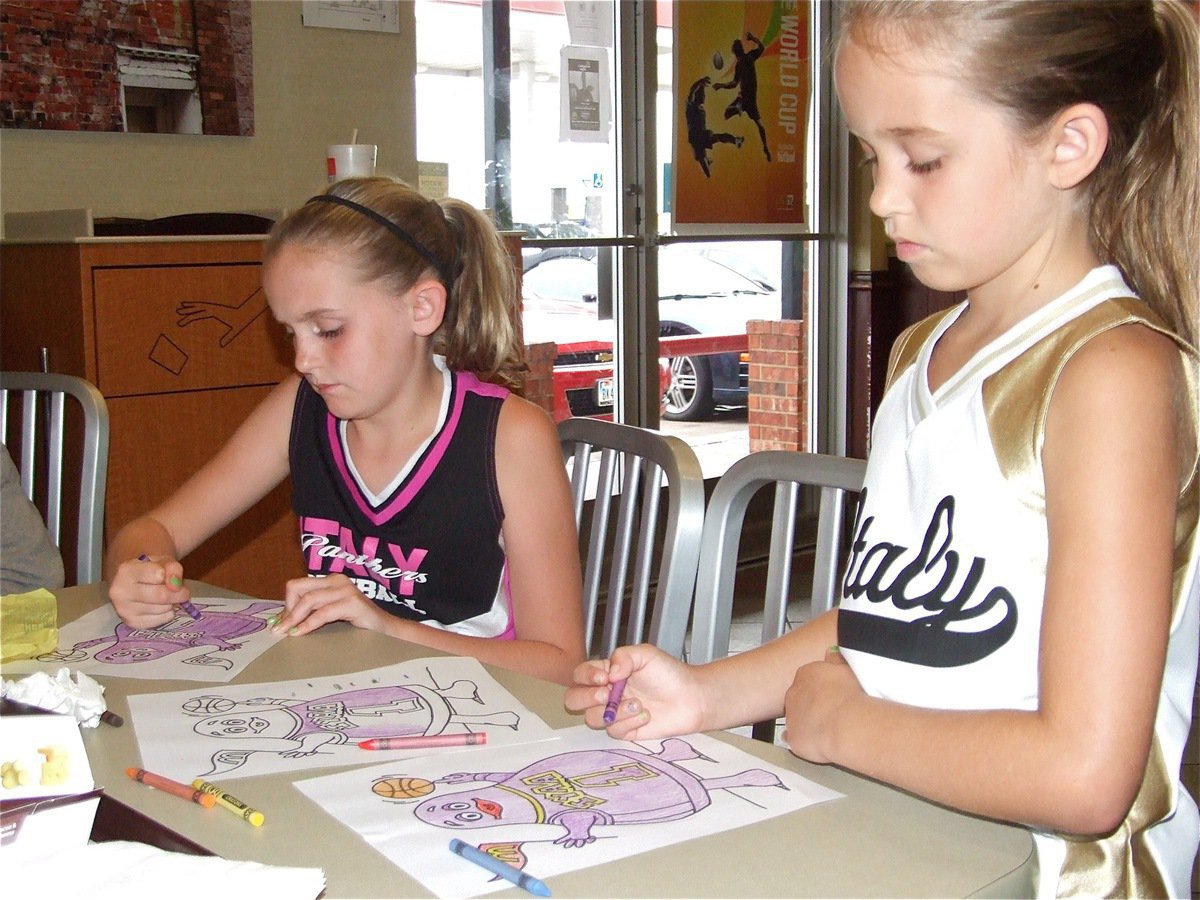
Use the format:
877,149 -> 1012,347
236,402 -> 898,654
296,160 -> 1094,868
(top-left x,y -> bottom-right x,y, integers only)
522,341 -> 557,419
226,0 -> 253,136
747,319 -> 807,451
0,0 -> 250,134
192,1 -> 236,137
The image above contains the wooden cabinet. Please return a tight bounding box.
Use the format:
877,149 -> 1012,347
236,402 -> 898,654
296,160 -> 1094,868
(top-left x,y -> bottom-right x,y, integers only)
1,238 -> 304,597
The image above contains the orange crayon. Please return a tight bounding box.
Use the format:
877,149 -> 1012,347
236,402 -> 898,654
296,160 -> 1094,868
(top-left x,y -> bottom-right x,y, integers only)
126,767 -> 215,808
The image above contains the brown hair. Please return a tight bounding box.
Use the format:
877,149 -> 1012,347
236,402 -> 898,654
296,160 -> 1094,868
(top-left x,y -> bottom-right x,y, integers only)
265,176 -> 527,391
839,1 -> 1199,347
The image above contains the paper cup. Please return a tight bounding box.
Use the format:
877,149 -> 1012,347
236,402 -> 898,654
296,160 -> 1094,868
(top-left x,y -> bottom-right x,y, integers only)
326,144 -> 377,182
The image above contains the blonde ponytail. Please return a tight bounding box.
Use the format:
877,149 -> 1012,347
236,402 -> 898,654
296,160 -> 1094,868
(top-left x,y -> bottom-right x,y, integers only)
436,200 -> 527,391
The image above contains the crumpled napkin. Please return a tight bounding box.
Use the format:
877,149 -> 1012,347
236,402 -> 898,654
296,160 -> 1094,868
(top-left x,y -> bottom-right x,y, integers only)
1,667 -> 109,728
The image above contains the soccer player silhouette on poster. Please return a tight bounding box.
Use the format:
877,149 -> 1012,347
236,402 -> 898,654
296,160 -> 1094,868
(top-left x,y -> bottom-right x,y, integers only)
713,31 -> 771,162
684,76 -> 742,178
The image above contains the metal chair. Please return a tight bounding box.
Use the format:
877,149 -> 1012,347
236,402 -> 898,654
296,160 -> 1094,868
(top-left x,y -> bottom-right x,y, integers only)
558,417 -> 706,659
1,372 -> 110,584
688,450 -> 866,741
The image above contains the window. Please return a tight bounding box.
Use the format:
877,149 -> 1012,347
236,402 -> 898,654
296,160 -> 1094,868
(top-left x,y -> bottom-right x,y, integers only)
416,1 -> 846,470
117,45 -> 203,135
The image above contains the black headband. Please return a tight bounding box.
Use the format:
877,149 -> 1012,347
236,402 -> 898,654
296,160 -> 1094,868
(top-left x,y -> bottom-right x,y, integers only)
307,193 -> 455,286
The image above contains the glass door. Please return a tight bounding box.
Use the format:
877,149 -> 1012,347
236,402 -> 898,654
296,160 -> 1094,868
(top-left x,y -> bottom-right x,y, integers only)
415,0 -> 848,473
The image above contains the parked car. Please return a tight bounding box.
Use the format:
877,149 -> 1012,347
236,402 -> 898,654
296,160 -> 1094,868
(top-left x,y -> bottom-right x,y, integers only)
513,222 -> 599,271
513,220 -> 595,240
522,287 -> 670,421
522,246 -> 780,420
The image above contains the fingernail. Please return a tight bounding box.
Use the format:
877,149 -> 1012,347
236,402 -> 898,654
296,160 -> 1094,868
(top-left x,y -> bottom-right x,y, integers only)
266,614 -> 279,628
828,645 -> 840,654
288,626 -> 299,636
169,576 -> 183,587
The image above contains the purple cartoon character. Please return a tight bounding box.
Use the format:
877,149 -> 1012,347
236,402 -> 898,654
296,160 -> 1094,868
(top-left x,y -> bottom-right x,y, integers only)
40,601 -> 278,669
415,738 -> 786,847
186,677 -> 517,776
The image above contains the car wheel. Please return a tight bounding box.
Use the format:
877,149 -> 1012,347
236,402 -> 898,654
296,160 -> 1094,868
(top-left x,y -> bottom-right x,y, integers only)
663,354 -> 715,421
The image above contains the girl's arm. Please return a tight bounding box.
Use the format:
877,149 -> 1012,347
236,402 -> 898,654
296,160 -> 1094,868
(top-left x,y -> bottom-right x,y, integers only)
566,610 -> 839,738
105,376 -> 297,627
480,395 -> 587,683
787,324 -> 1187,836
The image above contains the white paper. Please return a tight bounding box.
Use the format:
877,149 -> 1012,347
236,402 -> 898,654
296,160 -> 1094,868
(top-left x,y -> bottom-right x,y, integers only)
560,46 -> 611,143
4,840 -> 325,900
15,598 -> 284,683
294,725 -> 844,898
126,658 -> 556,782
564,0 -> 614,47
1,794 -> 101,861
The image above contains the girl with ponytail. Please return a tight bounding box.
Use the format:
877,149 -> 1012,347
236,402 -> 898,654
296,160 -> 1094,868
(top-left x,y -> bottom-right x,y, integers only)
107,176 -> 585,685
569,4 -> 1199,893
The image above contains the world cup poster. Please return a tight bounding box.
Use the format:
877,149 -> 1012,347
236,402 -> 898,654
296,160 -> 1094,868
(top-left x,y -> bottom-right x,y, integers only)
672,0 -> 810,232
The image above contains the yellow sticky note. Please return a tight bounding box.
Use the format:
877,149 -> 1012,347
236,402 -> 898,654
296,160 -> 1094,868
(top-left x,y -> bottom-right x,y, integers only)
0,589 -> 58,662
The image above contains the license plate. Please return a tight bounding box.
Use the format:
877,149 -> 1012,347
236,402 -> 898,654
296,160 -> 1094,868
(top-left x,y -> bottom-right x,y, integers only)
596,378 -> 614,407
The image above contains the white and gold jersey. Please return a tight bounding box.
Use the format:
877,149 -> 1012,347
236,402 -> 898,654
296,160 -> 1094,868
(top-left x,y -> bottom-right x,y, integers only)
838,266 -> 1199,897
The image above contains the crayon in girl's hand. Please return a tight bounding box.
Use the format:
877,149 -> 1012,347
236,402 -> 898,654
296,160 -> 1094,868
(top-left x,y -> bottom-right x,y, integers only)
603,678 -> 628,725
176,598 -> 202,620
137,554 -> 196,617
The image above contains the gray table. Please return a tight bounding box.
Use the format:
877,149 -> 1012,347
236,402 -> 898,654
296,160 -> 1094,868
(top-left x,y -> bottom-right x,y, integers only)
18,583 -> 1034,898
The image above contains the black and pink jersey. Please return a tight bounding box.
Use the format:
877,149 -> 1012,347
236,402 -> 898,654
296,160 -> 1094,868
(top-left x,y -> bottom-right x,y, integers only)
288,359 -> 516,638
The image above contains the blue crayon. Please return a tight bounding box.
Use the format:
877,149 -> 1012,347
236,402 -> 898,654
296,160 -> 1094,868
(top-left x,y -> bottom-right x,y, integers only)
449,838 -> 551,897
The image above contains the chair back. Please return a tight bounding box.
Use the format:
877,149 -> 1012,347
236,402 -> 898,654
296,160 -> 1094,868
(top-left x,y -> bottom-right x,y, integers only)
1,372 -> 110,584
558,417 -> 705,659
689,450 -> 865,738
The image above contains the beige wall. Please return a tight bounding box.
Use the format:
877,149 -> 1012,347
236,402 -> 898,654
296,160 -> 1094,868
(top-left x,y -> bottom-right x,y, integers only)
0,1 -> 416,230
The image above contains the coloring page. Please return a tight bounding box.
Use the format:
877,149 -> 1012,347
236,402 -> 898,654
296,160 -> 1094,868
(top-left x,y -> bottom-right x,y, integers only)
294,725 -> 844,898
15,598 -> 284,682
127,657 -> 557,782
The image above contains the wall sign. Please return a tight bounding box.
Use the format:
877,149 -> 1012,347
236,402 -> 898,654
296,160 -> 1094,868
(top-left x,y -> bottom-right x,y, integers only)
301,0 -> 401,34
671,0 -> 811,233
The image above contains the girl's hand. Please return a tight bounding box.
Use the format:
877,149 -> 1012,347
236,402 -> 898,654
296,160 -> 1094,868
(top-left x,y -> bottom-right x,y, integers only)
781,647 -> 863,764
564,644 -> 706,741
108,555 -> 189,629
273,574 -> 390,636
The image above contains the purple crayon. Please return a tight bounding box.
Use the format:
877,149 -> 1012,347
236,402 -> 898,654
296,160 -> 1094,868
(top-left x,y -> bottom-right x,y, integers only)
138,554 -> 200,620
603,678 -> 627,725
